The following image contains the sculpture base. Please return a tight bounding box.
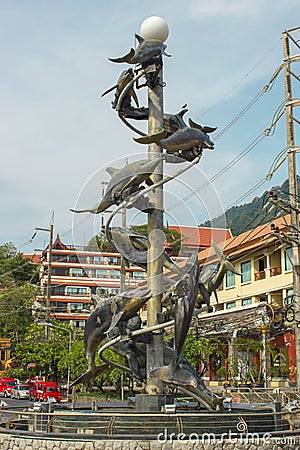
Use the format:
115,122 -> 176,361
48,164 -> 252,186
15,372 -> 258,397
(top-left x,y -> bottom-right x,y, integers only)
135,394 -> 174,412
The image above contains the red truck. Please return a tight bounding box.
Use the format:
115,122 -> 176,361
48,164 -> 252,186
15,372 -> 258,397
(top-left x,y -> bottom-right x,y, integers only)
29,380 -> 61,402
0,377 -> 17,397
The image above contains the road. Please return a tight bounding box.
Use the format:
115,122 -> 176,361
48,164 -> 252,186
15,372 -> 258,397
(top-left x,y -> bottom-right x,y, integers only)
0,396 -> 32,409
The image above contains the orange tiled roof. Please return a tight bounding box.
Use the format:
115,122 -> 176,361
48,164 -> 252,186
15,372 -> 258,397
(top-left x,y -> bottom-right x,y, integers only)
169,225 -> 232,250
198,214 -> 291,262
22,254 -> 41,263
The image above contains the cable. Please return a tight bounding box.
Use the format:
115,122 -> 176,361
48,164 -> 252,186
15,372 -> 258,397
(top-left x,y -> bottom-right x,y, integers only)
169,132 -> 267,212
199,38 -> 282,119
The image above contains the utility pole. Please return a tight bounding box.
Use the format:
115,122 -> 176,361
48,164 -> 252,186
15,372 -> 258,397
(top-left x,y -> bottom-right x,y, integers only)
283,28 -> 300,387
36,211 -> 54,339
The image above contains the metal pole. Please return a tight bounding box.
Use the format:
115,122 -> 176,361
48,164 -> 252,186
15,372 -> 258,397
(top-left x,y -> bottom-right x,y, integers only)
67,332 -> 71,395
120,206 -> 126,292
146,63 -> 164,395
46,214 -> 54,339
261,327 -> 267,389
283,30 -> 300,387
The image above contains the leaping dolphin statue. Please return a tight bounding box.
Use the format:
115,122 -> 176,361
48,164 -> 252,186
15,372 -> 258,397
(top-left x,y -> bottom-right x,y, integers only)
196,242 -> 241,308
70,158 -> 161,215
150,253 -> 200,388
109,34 -> 170,65
107,226 -> 183,275
134,119 -> 216,151
101,68 -> 139,109
70,288 -> 151,385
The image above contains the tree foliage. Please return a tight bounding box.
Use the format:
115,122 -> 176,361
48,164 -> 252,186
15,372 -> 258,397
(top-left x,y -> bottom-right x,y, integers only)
0,242 -> 39,342
183,330 -> 224,376
7,323 -> 73,383
130,224 -> 182,256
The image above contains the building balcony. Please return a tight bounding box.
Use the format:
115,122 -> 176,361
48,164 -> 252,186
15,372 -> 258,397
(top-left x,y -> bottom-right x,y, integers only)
254,266 -> 282,280
254,271 -> 266,281
270,266 -> 282,277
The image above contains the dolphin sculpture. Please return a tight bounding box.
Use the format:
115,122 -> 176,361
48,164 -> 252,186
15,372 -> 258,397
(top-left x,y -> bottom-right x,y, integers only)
109,34 -> 170,65
107,226 -> 182,275
101,68 -> 139,109
134,118 -> 216,152
196,242 -> 241,308
150,253 -> 200,388
70,288 -> 151,385
70,158 -> 161,215
107,334 -> 219,410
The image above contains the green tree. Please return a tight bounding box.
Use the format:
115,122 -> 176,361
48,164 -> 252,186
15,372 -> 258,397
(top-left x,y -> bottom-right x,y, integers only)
0,242 -> 38,286
183,330 -> 224,376
8,323 -> 73,383
131,224 -> 182,256
0,242 -> 39,342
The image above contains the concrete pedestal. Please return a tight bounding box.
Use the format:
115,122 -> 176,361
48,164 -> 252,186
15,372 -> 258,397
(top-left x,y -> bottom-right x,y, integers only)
135,394 -> 174,412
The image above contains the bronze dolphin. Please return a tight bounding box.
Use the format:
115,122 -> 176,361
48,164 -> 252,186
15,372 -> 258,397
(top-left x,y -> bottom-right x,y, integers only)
150,253 -> 200,388
196,242 -> 241,308
134,118 -> 216,152
70,158 -> 161,214
70,288 -> 151,386
109,34 -> 170,65
101,68 -> 139,110
108,226 -> 183,275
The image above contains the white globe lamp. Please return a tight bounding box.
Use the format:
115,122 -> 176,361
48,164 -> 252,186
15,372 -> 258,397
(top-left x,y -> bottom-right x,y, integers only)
140,16 -> 169,42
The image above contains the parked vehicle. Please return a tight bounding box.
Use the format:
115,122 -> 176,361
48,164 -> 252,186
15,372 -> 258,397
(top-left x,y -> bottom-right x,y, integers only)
29,381 -> 61,402
0,377 -> 17,397
11,383 -> 30,400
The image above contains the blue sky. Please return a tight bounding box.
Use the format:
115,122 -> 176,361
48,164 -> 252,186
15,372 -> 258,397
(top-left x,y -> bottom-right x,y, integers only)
0,1 -> 299,253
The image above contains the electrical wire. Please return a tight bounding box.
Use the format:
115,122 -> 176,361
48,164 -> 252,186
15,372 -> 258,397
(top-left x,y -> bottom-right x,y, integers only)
199,38 -> 282,119
169,132 -> 267,212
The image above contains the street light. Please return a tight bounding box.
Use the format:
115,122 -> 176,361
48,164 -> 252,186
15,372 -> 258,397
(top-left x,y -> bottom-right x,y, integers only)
38,322 -> 72,394
138,16 -> 169,398
254,303 -> 274,388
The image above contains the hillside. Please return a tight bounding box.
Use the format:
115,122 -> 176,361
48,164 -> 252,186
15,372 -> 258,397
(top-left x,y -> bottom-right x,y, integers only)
201,178 -> 299,236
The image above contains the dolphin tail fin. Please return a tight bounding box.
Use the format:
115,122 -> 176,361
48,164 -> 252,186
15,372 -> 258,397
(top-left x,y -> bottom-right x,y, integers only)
101,84 -> 118,97
70,208 -> 91,214
225,259 -> 241,275
69,364 -> 109,387
150,365 -> 198,389
109,49 -> 135,63
70,201 -> 110,215
212,241 -> 240,275
133,129 -> 168,145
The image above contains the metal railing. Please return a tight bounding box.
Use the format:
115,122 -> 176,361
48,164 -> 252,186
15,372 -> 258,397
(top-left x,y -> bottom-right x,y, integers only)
0,406 -> 298,438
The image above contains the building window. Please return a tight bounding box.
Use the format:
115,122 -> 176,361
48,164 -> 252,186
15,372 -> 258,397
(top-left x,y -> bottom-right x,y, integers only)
108,256 -> 120,265
109,270 -> 120,279
92,256 -> 107,264
51,285 -> 65,296
66,287 -> 88,296
285,247 -> 292,271
241,261 -> 251,283
226,271 -> 235,288
91,269 -> 109,278
71,268 -> 85,277
242,298 -> 252,306
133,271 -> 145,279
96,287 -> 120,297
226,301 -> 236,310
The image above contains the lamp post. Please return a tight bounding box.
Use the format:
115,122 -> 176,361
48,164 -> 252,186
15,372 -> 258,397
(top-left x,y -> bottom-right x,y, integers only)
139,17 -> 169,398
254,303 -> 274,389
38,322 -> 72,394
35,211 -> 54,339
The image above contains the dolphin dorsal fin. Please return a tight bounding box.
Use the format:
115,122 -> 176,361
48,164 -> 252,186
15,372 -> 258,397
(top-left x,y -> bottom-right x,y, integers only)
135,34 -> 144,44
212,241 -> 224,261
106,166 -> 119,177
